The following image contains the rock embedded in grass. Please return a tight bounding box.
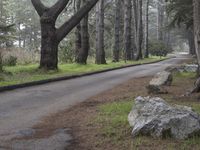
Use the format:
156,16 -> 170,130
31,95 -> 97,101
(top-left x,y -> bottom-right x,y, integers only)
147,71 -> 172,94
128,96 -> 200,140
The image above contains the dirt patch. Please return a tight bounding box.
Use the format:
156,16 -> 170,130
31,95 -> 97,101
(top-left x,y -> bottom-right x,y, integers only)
13,74 -> 200,150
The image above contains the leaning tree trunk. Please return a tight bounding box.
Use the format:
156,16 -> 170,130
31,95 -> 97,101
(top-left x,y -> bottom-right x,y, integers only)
31,0 -> 99,70
96,0 -> 106,64
113,0 -> 121,62
76,0 -> 90,64
144,0 -> 150,58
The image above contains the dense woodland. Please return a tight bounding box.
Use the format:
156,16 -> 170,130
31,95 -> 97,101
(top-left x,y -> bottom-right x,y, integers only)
0,0 -> 197,71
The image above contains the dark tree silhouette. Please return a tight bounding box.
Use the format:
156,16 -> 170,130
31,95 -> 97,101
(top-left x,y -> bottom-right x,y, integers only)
31,0 -> 99,70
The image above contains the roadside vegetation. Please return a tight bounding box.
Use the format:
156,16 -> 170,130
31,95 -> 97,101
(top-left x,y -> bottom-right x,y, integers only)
0,56 -> 165,87
93,71 -> 200,150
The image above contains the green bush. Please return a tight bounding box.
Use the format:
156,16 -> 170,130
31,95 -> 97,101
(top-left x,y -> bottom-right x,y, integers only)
4,55 -> 17,66
59,42 -> 74,63
149,40 -> 173,57
0,52 -> 2,72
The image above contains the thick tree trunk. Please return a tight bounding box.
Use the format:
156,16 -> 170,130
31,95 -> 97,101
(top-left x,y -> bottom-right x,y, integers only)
31,0 -> 99,70
194,0 -> 200,67
124,0 -> 132,61
76,0 -> 90,64
190,0 -> 200,94
40,18 -> 58,69
133,0 -> 143,60
144,0 -> 150,58
96,0 -> 106,64
113,0 -> 121,62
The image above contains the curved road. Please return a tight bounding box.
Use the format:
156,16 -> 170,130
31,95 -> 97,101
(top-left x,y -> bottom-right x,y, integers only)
0,55 -> 189,148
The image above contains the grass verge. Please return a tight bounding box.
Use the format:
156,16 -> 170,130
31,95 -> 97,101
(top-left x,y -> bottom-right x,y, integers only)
94,72 -> 200,150
0,56 -> 166,87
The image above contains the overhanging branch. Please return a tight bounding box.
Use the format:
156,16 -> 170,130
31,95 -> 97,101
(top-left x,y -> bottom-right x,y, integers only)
56,0 -> 99,42
31,0 -> 47,16
49,0 -> 70,19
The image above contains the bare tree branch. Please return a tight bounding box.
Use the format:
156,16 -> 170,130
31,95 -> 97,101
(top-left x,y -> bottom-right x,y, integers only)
56,0 -> 99,42
31,0 -> 47,16
49,0 -> 70,19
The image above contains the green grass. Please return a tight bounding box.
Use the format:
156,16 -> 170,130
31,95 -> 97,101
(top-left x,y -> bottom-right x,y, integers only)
96,99 -> 200,149
0,56 -> 166,87
174,72 -> 196,79
96,100 -> 133,143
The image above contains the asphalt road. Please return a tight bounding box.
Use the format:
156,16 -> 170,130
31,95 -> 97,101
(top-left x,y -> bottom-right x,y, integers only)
0,55 -> 189,148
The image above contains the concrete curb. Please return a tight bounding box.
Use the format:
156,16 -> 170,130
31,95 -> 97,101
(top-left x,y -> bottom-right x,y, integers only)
0,57 -> 173,93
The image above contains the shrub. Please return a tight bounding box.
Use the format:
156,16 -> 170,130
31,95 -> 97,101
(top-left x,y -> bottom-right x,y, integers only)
3,55 -> 17,66
0,51 -> 2,72
59,42 -> 74,63
149,40 -> 173,57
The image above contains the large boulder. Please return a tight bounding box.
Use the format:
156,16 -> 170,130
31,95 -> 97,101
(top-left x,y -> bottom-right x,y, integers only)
147,71 -> 172,94
166,64 -> 198,73
128,96 -> 200,140
184,64 -> 198,73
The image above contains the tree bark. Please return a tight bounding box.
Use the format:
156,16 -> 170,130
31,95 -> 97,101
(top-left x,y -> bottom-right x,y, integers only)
190,0 -> 200,94
113,0 -> 121,62
157,0 -> 165,41
76,0 -> 90,64
188,29 -> 196,55
31,0 -> 99,70
133,0 -> 143,60
40,18 -> 58,69
144,0 -> 150,58
193,0 -> 200,67
75,0 -> 81,62
96,0 -> 106,64
124,0 -> 132,61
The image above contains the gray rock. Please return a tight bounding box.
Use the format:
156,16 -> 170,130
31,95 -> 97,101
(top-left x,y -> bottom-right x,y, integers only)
128,96 -> 200,140
147,71 -> 172,94
167,64 -> 198,73
184,64 -> 198,73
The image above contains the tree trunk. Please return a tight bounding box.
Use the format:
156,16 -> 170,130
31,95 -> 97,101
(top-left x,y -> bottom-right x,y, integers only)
190,0 -> 200,94
133,0 -> 143,60
76,0 -> 90,64
194,0 -> 200,67
144,0 -> 150,58
113,0 -> 121,62
40,17 -> 58,69
157,0 -> 165,41
75,0 -> 82,62
187,28 -> 196,55
31,0 -> 99,70
124,0 -> 132,61
96,0 -> 106,64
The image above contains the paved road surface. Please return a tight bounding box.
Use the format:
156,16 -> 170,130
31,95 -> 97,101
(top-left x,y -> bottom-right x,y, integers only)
0,55 -> 189,149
